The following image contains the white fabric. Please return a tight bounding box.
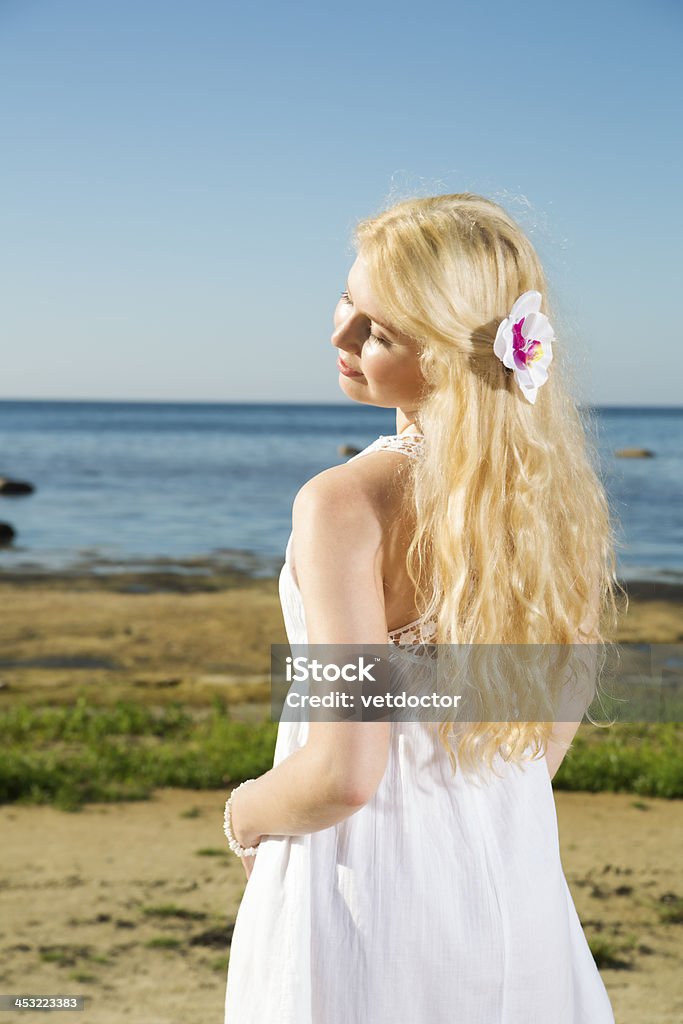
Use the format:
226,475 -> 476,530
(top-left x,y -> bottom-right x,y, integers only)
224,434 -> 615,1023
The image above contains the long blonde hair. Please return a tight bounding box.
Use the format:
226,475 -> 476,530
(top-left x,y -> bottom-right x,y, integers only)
352,192 -> 627,778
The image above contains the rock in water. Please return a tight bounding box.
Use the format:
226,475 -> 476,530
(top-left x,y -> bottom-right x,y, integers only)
0,521 -> 16,544
0,477 -> 35,495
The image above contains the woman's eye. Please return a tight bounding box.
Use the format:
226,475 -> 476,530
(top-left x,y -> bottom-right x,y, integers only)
339,290 -> 391,347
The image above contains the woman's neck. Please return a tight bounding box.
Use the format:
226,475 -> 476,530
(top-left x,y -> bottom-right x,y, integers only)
396,410 -> 422,437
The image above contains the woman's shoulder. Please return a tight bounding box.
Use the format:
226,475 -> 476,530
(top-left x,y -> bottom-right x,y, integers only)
289,440 -> 421,600
294,440 -> 415,522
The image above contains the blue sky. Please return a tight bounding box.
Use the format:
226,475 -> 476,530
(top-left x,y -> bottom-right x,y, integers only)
1,0 -> 680,405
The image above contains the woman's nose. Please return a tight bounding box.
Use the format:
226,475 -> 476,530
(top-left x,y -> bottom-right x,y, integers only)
332,307 -> 363,350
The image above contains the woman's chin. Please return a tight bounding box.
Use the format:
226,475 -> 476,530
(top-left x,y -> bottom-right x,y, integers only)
338,373 -> 366,388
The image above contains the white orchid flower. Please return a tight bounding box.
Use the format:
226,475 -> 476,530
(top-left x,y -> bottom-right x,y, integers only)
492,290 -> 555,404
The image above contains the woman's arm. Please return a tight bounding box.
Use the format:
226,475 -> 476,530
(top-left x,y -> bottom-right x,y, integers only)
230,467 -> 393,851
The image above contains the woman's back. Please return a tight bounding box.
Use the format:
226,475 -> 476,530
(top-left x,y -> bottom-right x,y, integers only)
287,431 -> 435,641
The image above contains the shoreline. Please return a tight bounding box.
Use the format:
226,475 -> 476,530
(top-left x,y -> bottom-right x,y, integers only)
0,562 -> 681,646
0,554 -> 682,598
0,551 -> 284,589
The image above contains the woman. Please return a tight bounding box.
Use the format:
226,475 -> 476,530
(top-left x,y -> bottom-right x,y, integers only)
223,192 -> 625,1022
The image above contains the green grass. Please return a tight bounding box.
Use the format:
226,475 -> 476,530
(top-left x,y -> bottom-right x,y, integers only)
141,904 -> 207,921
553,722 -> 683,799
68,971 -> 97,983
144,936 -> 183,949
0,694 -> 277,811
39,944 -> 94,967
587,935 -> 635,970
657,894 -> 683,925
0,695 -> 681,809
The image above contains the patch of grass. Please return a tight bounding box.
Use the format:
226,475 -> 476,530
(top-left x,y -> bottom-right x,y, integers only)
189,925 -> 230,949
1,697 -> 194,743
2,696 -> 682,809
39,944 -> 92,967
180,806 -> 202,818
657,893 -> 683,924
0,695 -> 277,810
587,936 -> 634,970
145,936 -> 182,949
39,949 -> 71,966
195,847 -> 228,858
553,722 -> 683,799
68,971 -> 97,983
142,904 -> 207,921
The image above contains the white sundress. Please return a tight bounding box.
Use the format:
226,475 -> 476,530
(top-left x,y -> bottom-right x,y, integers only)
224,433 -> 615,1024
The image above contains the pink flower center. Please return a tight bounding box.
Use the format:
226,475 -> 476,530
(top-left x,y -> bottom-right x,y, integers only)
512,316 -> 543,368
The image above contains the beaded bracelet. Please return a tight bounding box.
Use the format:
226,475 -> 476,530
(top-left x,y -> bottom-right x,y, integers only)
223,779 -> 260,857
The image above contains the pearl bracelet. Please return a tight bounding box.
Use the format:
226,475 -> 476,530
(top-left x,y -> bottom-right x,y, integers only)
223,779 -> 260,857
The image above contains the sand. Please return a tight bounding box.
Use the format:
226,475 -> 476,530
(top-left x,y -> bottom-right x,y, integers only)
1,788 -> 682,1023
0,569 -> 682,1022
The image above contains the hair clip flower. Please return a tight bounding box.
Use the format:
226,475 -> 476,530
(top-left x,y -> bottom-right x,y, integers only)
492,290 -> 554,404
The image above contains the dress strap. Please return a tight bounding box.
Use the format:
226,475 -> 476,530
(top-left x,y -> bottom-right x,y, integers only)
347,433 -> 425,462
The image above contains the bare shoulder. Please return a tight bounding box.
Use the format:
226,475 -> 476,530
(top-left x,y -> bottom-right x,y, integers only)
293,448 -> 411,525
290,449 -> 413,588
290,451 -> 415,644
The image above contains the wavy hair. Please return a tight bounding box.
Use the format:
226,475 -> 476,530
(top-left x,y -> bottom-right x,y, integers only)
352,193 -> 628,779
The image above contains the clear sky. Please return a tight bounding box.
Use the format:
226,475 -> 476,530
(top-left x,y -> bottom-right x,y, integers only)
1,0 -> 680,405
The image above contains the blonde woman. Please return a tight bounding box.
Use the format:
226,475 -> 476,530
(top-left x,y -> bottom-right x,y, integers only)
223,193 -> 624,1023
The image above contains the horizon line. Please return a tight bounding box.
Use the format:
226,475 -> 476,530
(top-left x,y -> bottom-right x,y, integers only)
0,397 -> 681,411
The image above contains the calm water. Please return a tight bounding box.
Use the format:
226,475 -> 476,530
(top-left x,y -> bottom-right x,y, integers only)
0,400 -> 681,583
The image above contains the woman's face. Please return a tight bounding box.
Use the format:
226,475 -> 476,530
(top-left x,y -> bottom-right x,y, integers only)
331,256 -> 426,411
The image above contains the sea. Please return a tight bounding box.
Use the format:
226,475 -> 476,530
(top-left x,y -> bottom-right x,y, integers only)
0,400 -> 681,584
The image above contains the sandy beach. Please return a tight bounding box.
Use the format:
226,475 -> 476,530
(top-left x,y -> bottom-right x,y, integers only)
0,787 -> 681,1024
0,566 -> 682,1023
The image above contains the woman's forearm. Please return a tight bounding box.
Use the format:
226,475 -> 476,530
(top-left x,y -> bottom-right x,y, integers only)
230,744 -> 365,849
